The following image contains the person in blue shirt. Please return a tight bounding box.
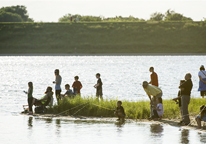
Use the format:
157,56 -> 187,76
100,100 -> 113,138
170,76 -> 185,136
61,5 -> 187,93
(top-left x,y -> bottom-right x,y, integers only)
60,84 -> 74,99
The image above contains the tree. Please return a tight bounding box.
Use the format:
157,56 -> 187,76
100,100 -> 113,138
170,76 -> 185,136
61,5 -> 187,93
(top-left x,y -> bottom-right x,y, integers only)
0,11 -> 23,22
150,12 -> 164,21
0,5 -> 33,22
164,9 -> 193,21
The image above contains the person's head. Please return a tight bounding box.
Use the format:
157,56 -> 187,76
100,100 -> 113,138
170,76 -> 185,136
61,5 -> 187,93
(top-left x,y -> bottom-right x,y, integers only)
180,80 -> 185,85
54,69 -> 59,76
117,101 -> 122,107
65,84 -> 70,90
142,81 -> 149,89
74,76 -> 79,81
157,97 -> 162,104
96,73 -> 100,79
45,86 -> 53,94
28,82 -> 33,89
185,73 -> 192,80
200,65 -> 205,71
149,67 -> 154,72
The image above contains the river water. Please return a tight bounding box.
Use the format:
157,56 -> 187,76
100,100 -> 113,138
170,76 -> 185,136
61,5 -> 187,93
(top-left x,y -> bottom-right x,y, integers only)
0,55 -> 206,144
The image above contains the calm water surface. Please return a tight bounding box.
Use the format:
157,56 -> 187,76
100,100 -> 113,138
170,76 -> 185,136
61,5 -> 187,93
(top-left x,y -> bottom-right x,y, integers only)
0,56 -> 206,144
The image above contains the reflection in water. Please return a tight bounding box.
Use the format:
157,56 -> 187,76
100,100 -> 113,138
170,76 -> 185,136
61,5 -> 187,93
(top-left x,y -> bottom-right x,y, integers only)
45,118 -> 52,123
180,129 -> 189,144
56,119 -> 61,135
150,124 -> 163,137
198,133 -> 206,143
115,121 -> 125,132
28,117 -> 33,128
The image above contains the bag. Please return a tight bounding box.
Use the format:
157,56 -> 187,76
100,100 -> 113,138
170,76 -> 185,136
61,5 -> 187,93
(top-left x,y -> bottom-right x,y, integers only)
35,106 -> 47,114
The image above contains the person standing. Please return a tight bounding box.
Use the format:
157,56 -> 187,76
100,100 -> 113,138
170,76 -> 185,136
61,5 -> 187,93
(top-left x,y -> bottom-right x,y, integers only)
198,65 -> 206,98
179,73 -> 193,125
142,81 -> 163,118
72,76 -> 83,96
94,73 -> 103,100
149,67 -> 159,87
24,82 -> 33,115
53,69 -> 62,105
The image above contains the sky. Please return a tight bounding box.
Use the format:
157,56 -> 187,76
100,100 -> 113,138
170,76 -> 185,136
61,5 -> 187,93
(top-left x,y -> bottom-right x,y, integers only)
0,0 -> 205,22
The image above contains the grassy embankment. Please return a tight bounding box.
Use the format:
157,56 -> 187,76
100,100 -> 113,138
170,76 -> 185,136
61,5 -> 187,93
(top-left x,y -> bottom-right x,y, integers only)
48,96 -> 206,119
0,21 -> 206,54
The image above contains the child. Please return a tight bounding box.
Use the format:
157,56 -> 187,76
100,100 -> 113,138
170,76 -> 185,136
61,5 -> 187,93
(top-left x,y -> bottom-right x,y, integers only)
94,73 -> 103,100
24,82 -> 33,115
172,80 -> 185,123
72,76 -> 83,96
195,105 -> 206,129
114,101 -> 126,121
60,84 -> 74,99
152,97 -> 163,120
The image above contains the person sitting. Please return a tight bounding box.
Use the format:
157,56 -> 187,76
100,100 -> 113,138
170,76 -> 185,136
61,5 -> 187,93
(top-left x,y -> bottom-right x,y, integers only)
114,101 -> 126,121
33,86 -> 54,107
152,97 -> 163,120
60,84 -> 74,99
195,105 -> 206,129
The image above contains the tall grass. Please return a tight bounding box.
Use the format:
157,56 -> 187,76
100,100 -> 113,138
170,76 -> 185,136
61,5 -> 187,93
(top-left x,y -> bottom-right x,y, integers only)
48,96 -> 206,119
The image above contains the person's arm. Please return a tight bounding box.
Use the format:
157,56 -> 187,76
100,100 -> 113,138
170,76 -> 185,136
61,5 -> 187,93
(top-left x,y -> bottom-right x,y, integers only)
199,76 -> 206,84
148,94 -> 152,101
80,82 -> 83,89
72,82 -> 75,88
149,74 -> 152,84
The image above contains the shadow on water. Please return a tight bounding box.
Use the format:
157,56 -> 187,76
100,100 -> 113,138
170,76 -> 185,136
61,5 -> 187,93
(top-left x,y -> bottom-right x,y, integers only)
150,124 -> 163,137
180,129 -> 189,144
28,117 -> 33,128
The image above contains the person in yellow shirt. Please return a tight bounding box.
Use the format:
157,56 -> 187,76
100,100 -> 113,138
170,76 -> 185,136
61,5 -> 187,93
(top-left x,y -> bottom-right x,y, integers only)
142,81 -> 163,118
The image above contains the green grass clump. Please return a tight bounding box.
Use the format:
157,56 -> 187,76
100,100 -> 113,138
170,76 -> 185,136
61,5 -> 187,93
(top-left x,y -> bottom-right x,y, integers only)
47,96 -> 206,119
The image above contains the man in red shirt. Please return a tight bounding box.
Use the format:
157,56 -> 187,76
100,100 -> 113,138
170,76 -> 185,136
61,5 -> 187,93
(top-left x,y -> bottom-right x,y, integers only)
149,67 -> 159,87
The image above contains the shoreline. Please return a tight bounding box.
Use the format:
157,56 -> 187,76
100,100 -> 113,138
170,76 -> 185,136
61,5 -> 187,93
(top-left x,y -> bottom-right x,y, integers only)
22,113 -> 206,132
1,53 -> 206,56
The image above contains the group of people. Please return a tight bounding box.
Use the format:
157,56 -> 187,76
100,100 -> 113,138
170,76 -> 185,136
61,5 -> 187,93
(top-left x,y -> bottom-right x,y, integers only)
23,65 -> 206,127
24,69 -> 103,115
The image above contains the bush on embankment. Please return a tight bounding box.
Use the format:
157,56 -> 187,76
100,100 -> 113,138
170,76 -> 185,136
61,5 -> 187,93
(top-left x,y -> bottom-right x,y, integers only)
48,96 -> 206,119
0,21 -> 206,54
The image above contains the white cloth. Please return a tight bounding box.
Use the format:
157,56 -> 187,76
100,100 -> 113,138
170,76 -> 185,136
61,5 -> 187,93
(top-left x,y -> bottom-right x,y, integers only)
157,103 -> 163,116
198,70 -> 206,79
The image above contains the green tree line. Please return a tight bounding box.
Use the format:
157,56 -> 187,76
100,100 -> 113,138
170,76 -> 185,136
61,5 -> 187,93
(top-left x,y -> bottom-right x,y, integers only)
59,9 -> 196,22
0,5 -> 33,22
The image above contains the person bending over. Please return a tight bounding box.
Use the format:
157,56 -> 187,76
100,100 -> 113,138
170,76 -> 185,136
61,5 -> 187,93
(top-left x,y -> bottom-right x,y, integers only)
114,101 -> 126,121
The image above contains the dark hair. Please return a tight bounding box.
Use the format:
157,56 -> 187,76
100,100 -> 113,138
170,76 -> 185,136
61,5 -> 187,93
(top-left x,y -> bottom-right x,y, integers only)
45,86 -> 53,94
142,81 -> 148,88
74,76 -> 79,80
186,73 -> 192,79
158,97 -> 162,104
149,67 -> 154,71
28,82 -> 33,90
54,69 -> 59,75
96,73 -> 101,77
200,65 -> 205,71
117,101 -> 122,105
65,84 -> 70,88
